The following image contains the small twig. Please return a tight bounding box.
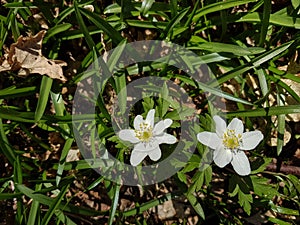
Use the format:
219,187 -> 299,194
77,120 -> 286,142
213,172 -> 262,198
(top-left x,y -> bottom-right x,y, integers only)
266,163 -> 300,176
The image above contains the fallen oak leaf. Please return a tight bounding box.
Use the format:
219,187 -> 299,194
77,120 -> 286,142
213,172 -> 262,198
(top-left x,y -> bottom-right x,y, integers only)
0,30 -> 67,82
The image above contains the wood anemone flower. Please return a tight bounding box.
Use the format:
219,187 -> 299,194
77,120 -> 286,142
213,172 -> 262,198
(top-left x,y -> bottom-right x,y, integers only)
197,116 -> 263,176
118,109 -> 177,166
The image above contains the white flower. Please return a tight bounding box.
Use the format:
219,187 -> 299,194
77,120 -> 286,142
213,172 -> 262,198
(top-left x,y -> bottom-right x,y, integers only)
118,109 -> 177,166
197,116 -> 263,176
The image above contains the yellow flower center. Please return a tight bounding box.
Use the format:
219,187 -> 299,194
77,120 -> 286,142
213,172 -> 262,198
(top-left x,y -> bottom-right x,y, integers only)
135,122 -> 153,142
222,129 -> 242,150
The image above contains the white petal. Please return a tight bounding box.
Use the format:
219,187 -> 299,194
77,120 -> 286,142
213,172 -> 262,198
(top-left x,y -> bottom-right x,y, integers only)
197,132 -> 222,149
240,131 -> 263,150
227,118 -> 244,135
148,147 -> 162,161
153,119 -> 173,135
130,150 -> 147,166
153,120 -> 165,135
134,141 -> 158,152
231,151 -> 251,176
134,115 -> 143,130
146,109 -> 155,127
163,119 -> 173,128
119,129 -> 140,143
213,145 -> 232,168
156,133 -> 177,144
213,115 -> 227,137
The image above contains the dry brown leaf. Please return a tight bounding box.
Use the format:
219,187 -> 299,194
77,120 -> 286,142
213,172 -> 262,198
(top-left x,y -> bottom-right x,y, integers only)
0,30 -> 67,81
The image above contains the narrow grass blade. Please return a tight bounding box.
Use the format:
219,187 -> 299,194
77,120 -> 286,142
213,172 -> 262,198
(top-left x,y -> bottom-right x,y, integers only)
276,91 -> 285,155
19,124 -> 50,150
35,77 -> 53,122
17,184 -> 104,217
159,7 -> 190,39
216,41 -> 293,85
50,90 -> 70,136
53,159 -> 115,171
122,192 -> 178,217
43,23 -> 72,43
55,210 -> 77,225
140,0 -> 155,16
3,2 -> 35,8
236,12 -> 300,29
226,105 -> 300,117
108,184 -> 120,225
56,138 -> 74,186
28,183 -> 43,225
258,0 -> 271,46
193,0 -> 258,23
125,20 -> 167,29
14,156 -> 23,224
0,193 -> 22,200
189,42 -> 265,56
256,69 -> 269,97
41,184 -> 70,225
268,76 -> 300,103
79,7 -> 124,45
0,86 -> 36,98
74,0 -> 95,49
0,119 -> 16,164
87,176 -> 104,191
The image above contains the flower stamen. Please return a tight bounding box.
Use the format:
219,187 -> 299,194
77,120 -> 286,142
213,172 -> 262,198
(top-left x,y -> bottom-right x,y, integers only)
222,129 -> 242,150
134,122 -> 153,142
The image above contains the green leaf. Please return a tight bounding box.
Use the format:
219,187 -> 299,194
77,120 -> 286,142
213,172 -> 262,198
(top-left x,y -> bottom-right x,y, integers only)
251,157 -> 273,174
268,217 -> 292,225
250,175 -> 278,198
286,174 -> 300,195
140,0 -> 155,16
269,201 -> 300,215
292,0 -> 300,9
238,190 -> 253,215
186,193 -> 205,219
158,82 -> 170,117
